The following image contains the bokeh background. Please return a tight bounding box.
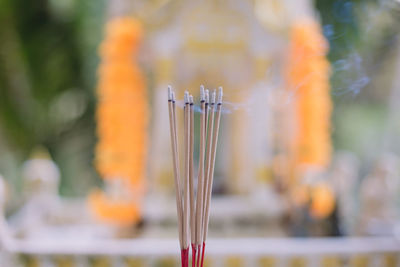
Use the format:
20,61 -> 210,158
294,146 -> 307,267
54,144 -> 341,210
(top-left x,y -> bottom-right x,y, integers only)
1,0 -> 400,266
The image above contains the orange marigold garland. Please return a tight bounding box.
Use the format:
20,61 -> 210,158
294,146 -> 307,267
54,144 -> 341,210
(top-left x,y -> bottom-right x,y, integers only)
89,17 -> 147,226
286,19 -> 332,170
285,19 -> 335,219
309,182 -> 335,219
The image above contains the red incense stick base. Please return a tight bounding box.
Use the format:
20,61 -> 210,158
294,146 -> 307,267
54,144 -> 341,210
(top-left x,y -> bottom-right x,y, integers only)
181,247 -> 189,267
200,242 -> 206,267
191,243 -> 197,267
196,244 -> 201,267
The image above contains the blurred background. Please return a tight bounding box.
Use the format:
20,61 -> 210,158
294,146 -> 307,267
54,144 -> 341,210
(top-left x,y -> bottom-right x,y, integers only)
1,0 -> 400,266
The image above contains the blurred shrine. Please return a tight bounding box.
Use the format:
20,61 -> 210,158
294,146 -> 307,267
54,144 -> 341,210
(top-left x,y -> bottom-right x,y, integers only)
87,0 -> 339,233
140,0 -> 331,195
2,0 -> 400,266
3,0 -> 399,241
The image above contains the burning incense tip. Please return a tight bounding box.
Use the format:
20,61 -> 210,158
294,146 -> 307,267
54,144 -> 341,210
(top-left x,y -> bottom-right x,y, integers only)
205,90 -> 210,103
200,86 -> 205,102
218,87 -> 223,104
189,95 -> 194,104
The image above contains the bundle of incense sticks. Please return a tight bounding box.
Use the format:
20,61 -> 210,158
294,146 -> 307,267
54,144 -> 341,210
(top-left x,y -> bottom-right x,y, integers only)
168,85 -> 223,267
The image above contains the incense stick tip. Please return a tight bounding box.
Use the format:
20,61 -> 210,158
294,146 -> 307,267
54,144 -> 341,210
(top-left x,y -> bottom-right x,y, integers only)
171,91 -> 176,102
184,91 -> 189,104
211,90 -> 216,104
168,85 -> 172,100
189,95 -> 194,104
218,87 -> 223,104
205,90 -> 210,103
200,85 -> 205,101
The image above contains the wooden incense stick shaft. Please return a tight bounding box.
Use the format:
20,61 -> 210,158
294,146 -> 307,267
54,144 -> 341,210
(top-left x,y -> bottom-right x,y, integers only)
202,101 -> 215,240
202,103 -> 222,241
189,101 -> 195,245
168,99 -> 184,248
183,100 -> 190,249
199,99 -> 210,244
201,104 -> 215,239
195,100 -> 207,245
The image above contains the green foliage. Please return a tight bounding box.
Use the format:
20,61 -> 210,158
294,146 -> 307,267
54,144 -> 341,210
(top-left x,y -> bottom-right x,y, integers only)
0,0 -> 105,196
315,0 -> 400,158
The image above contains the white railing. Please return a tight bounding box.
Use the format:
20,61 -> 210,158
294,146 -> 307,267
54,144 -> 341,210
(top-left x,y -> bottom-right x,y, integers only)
0,182 -> 399,266
3,237 -> 400,256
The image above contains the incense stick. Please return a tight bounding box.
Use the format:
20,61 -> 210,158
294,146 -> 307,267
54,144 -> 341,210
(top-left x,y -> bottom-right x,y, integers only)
202,90 -> 215,230
195,86 -> 207,266
189,95 -> 197,267
183,91 -> 190,251
200,90 -> 216,267
200,87 -> 223,267
203,87 -> 223,238
167,86 -> 184,249
168,86 -> 223,267
195,89 -> 209,267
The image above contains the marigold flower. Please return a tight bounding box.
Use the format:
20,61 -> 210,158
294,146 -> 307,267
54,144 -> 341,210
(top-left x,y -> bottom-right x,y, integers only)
285,19 -> 332,169
310,182 -> 336,219
89,17 -> 147,225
